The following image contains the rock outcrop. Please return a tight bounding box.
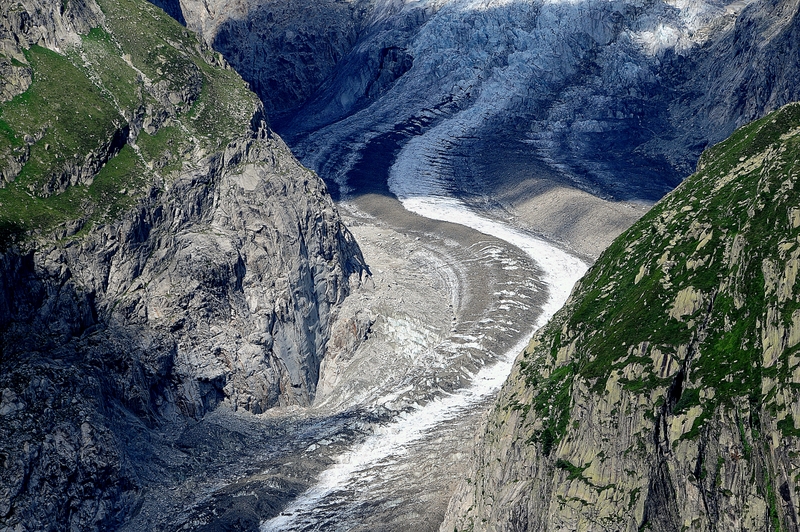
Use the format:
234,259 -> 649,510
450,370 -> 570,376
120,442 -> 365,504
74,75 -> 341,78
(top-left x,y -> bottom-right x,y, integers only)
0,0 -> 364,529
442,102 -> 800,531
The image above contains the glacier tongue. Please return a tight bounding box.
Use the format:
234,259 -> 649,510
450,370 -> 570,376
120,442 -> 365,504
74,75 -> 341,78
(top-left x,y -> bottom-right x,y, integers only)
260,144 -> 587,530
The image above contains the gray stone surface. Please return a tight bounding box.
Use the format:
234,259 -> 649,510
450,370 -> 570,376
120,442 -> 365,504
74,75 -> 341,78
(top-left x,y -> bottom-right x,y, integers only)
0,140 -> 365,527
178,0 -> 374,124
0,0 -> 365,529
0,133 -> 364,531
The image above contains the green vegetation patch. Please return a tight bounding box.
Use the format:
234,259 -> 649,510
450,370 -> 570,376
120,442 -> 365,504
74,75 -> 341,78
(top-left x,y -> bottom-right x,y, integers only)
555,458 -> 590,481
97,0 -> 204,97
136,125 -> 189,175
79,27 -> 141,112
0,144 -> 146,234
518,101 -> 800,458
0,45 -> 124,193
778,414 -> 800,438
620,373 -> 672,394
580,102 -> 798,404
187,59 -> 260,149
0,42 -> 149,235
97,0 -> 260,149
0,0 -> 264,239
87,144 -> 147,217
523,352 -> 575,456
673,387 -> 701,414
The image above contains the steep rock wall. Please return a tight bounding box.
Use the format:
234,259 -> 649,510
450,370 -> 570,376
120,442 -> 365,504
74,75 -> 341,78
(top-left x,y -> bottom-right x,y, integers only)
177,0 -> 374,124
442,102 -> 800,532
0,0 -> 364,529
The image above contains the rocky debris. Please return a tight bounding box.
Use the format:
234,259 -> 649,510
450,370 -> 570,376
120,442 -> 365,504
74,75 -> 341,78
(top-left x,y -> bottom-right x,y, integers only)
442,102 -> 800,532
115,405 -> 383,532
0,54 -> 32,103
0,0 -> 366,529
298,202 -> 546,531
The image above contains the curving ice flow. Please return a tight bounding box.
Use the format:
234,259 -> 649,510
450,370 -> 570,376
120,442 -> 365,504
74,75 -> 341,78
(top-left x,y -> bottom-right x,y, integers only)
261,127 -> 588,531
388,105 -> 588,317
261,217 -> 586,530
261,336 -> 531,532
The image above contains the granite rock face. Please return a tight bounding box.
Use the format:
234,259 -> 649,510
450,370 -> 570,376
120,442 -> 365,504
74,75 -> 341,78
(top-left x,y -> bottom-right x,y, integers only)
0,0 -> 364,529
177,0 -> 374,124
442,102 -> 800,532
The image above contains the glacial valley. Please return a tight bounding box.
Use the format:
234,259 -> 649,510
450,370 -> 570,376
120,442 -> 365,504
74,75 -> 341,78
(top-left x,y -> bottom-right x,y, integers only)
1,0 -> 800,530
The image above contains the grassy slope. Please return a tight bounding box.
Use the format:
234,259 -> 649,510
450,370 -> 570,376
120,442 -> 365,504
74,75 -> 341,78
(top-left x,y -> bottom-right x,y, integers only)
0,0 -> 260,241
518,102 -> 800,457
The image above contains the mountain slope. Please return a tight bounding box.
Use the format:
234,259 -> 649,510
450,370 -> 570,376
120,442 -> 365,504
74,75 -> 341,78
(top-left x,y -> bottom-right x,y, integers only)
0,0 -> 364,529
442,101 -> 800,531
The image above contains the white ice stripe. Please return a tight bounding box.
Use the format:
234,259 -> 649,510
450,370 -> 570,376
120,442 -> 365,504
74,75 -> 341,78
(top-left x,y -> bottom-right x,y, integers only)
263,98 -> 587,530
386,88 -> 587,311
261,201 -> 586,531
399,196 -> 586,319
261,329 -> 532,532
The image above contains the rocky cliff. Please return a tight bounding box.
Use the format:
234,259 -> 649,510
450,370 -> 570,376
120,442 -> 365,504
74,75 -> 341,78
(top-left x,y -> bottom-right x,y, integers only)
0,0 -> 364,529
442,101 -> 800,531
176,0 -> 374,125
